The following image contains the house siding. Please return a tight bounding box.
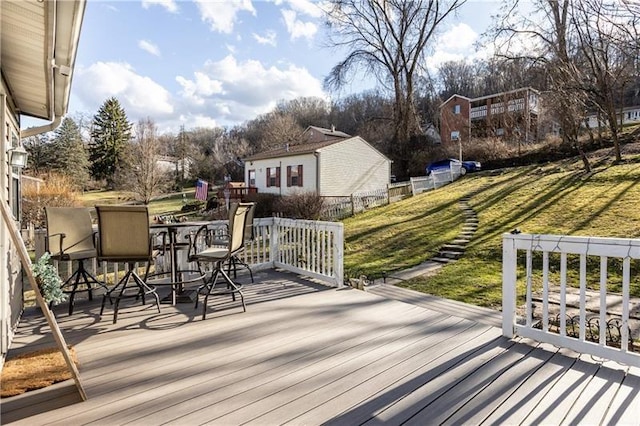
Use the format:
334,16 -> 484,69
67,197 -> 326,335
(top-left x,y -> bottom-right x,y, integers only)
245,153 -> 318,196
586,106 -> 640,128
0,88 -> 24,360
318,137 -> 390,196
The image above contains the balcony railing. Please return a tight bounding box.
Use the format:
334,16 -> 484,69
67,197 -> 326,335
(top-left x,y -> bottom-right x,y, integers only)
503,233 -> 640,367
35,217 -> 344,289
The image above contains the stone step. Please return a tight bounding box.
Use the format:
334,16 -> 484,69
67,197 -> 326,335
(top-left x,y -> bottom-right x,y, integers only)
432,256 -> 456,264
438,250 -> 462,259
451,239 -> 470,245
440,244 -> 466,252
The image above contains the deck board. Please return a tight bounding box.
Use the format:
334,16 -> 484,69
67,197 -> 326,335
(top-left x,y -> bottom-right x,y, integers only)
3,270 -> 640,425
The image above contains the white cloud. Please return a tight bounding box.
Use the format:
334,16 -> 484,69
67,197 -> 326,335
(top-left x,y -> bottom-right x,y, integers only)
281,9 -> 318,40
176,72 -> 225,105
439,23 -> 478,50
138,40 -> 161,57
195,0 -> 256,34
176,55 -> 326,124
141,0 -> 178,13
73,62 -> 174,119
278,0 -> 324,18
426,23 -> 493,71
253,30 -> 277,46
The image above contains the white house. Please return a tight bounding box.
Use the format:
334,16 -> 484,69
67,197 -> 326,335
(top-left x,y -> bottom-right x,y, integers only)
244,127 -> 392,197
585,105 -> 640,128
1,0 -> 85,362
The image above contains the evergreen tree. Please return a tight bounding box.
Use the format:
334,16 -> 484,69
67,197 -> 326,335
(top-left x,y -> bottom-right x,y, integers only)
50,117 -> 90,188
89,97 -> 132,188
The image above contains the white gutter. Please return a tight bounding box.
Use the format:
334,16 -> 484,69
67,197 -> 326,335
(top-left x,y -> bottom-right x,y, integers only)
20,116 -> 62,139
20,0 -> 59,139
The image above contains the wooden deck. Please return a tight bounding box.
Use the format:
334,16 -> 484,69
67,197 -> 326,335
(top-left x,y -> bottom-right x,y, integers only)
3,270 -> 640,425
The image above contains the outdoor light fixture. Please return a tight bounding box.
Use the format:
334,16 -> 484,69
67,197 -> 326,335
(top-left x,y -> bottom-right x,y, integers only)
8,146 -> 28,169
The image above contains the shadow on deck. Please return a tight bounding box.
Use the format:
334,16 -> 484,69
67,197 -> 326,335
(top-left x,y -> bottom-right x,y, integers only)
3,270 -> 640,425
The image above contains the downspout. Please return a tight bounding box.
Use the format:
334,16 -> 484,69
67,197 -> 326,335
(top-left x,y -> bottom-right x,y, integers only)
21,0 -> 60,139
314,152 -> 320,195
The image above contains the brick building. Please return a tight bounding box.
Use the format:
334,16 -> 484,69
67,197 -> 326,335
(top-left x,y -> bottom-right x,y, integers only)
439,87 -> 541,145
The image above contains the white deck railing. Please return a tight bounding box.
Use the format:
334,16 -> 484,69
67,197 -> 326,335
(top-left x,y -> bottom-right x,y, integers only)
503,233 -> 640,367
35,217 -> 344,289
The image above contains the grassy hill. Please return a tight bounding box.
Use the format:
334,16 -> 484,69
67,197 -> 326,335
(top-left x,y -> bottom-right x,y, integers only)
343,143 -> 640,310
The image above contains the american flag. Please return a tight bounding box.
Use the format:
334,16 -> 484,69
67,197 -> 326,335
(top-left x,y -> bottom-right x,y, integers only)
195,179 -> 208,201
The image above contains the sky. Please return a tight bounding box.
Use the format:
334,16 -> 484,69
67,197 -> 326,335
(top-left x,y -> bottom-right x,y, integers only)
26,0 -> 505,135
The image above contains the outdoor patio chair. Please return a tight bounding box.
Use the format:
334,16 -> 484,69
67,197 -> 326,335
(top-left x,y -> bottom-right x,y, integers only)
188,202 -> 254,320
207,202 -> 257,283
95,205 -> 161,324
44,207 -> 109,315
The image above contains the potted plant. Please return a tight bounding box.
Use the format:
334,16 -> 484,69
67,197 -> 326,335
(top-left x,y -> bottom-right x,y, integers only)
32,252 -> 67,306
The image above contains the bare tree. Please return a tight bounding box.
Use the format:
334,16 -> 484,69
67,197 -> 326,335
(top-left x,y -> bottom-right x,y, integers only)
128,118 -> 171,204
571,0 -> 637,162
490,0 -> 591,171
437,60 -> 480,100
323,0 -> 466,178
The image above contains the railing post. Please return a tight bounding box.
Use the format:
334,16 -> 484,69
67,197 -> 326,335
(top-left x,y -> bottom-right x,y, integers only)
270,217 -> 279,267
334,223 -> 344,287
502,233 -> 517,338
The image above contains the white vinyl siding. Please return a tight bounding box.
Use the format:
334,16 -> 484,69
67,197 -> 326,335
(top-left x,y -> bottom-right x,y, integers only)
246,154 -> 317,196
318,137 -> 390,196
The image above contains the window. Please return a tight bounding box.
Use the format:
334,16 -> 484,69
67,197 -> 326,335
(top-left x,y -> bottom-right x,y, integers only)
453,105 -> 461,114
287,165 -> 303,187
450,131 -> 460,141
266,167 -> 280,187
248,169 -> 256,187
495,128 -> 505,136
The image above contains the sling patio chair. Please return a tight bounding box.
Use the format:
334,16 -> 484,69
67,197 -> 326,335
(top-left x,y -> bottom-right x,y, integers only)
45,206 -> 109,315
95,205 -> 161,324
207,202 -> 257,283
188,202 -> 255,320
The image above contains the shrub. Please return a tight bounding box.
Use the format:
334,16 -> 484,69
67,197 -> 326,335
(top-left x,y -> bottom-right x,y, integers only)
275,192 -> 326,220
21,174 -> 82,229
181,201 -> 204,212
244,193 -> 280,218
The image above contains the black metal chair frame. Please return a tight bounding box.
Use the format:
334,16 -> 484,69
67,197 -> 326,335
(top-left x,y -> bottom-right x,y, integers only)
45,207 -> 109,315
189,202 -> 254,319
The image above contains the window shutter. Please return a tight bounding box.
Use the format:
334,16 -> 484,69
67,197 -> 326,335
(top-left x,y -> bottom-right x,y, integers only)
266,168 -> 270,187
287,166 -> 292,187
298,165 -> 303,186
276,167 -> 281,187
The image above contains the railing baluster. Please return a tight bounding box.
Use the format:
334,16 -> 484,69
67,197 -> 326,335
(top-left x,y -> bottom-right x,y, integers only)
579,253 -> 587,342
622,257 -> 630,352
542,251 -> 549,332
560,252 -> 567,337
526,249 -> 533,327
600,256 -> 608,346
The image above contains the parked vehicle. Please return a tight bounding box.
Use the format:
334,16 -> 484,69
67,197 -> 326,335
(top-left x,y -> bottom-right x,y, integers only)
426,158 -> 481,176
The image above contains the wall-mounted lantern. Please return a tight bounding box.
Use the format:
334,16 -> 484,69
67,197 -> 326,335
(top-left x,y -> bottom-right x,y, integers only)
8,146 -> 28,169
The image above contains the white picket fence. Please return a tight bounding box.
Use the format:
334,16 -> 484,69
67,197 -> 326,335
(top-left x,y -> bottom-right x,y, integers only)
503,233 -> 640,367
411,166 -> 463,196
35,217 -> 344,289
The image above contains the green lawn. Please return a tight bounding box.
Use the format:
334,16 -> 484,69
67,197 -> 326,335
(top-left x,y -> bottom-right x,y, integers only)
79,188 -> 198,216
343,146 -> 640,309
